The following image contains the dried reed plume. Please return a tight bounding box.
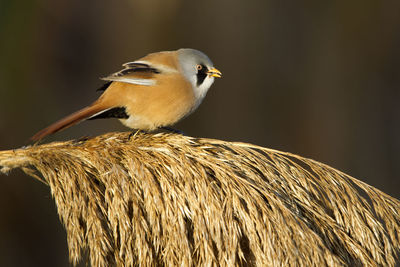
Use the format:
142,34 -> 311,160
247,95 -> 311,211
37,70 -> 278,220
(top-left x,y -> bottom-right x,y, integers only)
0,131 -> 399,266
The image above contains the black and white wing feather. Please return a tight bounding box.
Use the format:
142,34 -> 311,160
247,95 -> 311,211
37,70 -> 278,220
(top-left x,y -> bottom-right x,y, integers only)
100,62 -> 160,87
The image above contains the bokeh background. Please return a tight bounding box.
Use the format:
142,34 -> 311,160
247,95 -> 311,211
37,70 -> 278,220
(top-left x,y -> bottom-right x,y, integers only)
0,1 -> 399,266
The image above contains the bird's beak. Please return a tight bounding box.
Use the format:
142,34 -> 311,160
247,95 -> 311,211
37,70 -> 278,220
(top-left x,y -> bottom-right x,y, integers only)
207,67 -> 222,78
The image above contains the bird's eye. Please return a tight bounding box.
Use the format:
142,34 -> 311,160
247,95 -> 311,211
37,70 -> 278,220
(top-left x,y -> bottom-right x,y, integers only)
196,64 -> 203,71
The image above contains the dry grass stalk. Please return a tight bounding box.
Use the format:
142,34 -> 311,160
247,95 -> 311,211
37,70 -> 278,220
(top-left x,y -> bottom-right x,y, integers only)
0,131 -> 399,266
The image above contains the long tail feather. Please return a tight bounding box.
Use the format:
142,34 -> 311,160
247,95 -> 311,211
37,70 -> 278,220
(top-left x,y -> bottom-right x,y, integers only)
31,104 -> 108,141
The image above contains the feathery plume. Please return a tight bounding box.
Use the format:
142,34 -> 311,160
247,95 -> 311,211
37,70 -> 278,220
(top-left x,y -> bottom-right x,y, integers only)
0,132 -> 399,266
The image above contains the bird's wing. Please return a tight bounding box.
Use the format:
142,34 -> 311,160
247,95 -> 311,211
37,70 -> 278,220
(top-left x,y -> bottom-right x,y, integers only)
100,62 -> 160,87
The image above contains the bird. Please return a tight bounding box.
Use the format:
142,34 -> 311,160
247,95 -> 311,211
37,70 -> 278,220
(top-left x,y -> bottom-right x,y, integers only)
31,48 -> 222,141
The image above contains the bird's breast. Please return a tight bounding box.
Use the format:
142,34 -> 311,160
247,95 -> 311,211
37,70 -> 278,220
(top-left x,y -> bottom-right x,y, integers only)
103,74 -> 195,130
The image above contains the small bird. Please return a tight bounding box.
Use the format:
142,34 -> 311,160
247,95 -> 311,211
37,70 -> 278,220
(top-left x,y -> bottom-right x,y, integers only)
31,48 -> 221,141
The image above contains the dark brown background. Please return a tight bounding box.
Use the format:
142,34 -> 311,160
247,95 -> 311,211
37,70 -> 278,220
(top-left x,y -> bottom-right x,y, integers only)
0,1 -> 399,266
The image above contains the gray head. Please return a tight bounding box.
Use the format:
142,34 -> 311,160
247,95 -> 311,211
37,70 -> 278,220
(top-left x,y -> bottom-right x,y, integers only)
177,48 -> 221,106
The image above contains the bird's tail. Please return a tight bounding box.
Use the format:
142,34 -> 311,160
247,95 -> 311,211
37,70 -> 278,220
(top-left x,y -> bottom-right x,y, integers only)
30,103 -> 108,141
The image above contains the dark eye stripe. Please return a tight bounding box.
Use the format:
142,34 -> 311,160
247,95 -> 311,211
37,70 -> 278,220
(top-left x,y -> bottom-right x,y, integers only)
196,64 -> 207,86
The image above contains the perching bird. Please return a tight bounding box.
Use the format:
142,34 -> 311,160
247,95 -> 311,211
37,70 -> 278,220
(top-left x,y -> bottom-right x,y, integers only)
31,48 -> 221,141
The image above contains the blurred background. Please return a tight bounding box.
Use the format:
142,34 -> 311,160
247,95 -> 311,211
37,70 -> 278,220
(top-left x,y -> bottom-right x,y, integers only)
0,0 -> 399,266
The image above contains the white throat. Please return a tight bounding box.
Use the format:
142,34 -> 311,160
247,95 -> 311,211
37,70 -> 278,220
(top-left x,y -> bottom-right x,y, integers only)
192,76 -> 214,110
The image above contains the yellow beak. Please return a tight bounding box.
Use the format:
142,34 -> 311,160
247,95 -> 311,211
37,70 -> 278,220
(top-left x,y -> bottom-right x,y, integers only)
207,67 -> 222,78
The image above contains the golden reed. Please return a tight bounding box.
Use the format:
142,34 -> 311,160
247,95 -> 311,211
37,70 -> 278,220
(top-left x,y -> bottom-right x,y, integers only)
1,132 -> 399,266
